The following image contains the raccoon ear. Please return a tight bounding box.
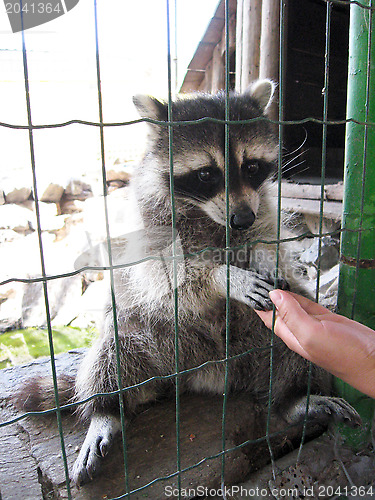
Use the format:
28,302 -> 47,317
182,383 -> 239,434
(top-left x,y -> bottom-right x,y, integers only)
246,79 -> 276,112
133,95 -> 168,122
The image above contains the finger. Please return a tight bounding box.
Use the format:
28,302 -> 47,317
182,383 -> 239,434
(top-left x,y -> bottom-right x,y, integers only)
255,308 -> 314,361
269,290 -> 322,342
254,309 -> 274,329
285,291 -> 331,316
272,315 -> 313,361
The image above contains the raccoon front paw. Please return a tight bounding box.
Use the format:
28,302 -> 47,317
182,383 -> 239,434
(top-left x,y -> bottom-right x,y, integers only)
213,266 -> 290,311
72,414 -> 122,486
245,272 -> 290,311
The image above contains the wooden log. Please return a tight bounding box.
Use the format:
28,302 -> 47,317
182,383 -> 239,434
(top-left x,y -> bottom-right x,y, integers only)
1,350 -> 332,499
211,42 -> 225,92
229,13 -> 237,53
236,0 -> 262,92
199,59 -> 213,92
259,0 -> 280,122
235,0 -> 244,92
259,0 -> 280,82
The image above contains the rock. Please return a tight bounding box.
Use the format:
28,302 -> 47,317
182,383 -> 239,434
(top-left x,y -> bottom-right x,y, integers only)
303,213 -> 341,235
38,202 -> 67,232
106,169 -> 131,184
25,201 -> 67,231
22,275 -> 83,328
0,190 -> 5,205
0,229 -> 22,245
40,182 -> 65,203
0,233 -> 42,283
58,199 -> 85,214
318,264 -> 339,293
300,237 -> 339,271
81,187 -> 135,244
51,276 -> 85,327
107,179 -> 127,193
0,204 -> 35,234
70,279 -> 108,329
106,169 -> 131,192
64,179 -> 93,201
4,186 -> 32,204
0,282 -> 24,332
0,202 -> 67,235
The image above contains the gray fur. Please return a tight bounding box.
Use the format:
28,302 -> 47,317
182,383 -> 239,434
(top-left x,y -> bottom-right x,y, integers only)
17,81 -> 361,485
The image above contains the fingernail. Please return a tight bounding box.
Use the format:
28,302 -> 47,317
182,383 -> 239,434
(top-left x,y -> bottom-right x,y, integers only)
269,290 -> 282,306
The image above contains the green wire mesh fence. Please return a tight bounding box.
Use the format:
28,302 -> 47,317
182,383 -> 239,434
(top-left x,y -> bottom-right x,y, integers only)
1,0 -> 375,498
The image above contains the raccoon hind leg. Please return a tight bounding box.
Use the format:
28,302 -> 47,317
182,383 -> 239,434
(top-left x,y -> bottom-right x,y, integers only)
284,395 -> 362,429
72,413 -> 122,486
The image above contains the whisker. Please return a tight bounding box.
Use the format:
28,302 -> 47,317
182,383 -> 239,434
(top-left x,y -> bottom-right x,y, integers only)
283,160 -> 306,178
281,149 -> 306,171
282,128 -> 308,158
282,159 -> 307,176
286,164 -> 310,178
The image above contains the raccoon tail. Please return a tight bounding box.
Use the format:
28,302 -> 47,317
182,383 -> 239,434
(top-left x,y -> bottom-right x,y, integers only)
14,374 -> 75,413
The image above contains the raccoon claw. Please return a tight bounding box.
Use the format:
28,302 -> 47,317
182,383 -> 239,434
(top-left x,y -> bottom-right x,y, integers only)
246,273 -> 290,311
320,396 -> 362,429
214,265 -> 290,312
71,415 -> 121,486
286,395 -> 362,429
72,436 -> 105,486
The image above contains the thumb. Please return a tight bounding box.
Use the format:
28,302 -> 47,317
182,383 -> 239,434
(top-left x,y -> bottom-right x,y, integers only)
269,290 -> 320,341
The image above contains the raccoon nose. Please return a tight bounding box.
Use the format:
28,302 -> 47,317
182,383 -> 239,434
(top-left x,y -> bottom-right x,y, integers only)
230,207 -> 256,230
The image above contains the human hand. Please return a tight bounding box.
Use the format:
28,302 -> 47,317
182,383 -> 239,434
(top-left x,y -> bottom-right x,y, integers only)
255,290 -> 375,399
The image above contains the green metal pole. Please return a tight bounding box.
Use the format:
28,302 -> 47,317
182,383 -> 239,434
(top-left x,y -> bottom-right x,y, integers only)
336,0 -> 375,448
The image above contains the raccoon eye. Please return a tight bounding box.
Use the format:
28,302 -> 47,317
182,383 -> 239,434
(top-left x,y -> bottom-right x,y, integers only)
197,166 -> 220,183
243,160 -> 260,176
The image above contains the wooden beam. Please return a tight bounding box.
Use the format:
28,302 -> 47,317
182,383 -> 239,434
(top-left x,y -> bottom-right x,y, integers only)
212,43 -> 225,92
236,0 -> 262,92
259,0 -> 280,121
259,0 -> 280,82
199,60 -> 213,92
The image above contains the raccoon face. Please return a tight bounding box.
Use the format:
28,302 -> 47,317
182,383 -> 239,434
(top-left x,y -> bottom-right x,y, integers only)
133,79 -> 278,230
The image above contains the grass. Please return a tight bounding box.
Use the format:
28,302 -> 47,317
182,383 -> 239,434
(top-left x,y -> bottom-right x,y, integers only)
0,326 -> 98,369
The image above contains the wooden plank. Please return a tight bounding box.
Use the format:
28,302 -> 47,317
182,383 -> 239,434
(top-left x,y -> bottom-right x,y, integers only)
325,181 -> 343,201
188,43 -> 217,71
281,182 -> 323,200
281,197 -> 342,221
279,181 -> 344,202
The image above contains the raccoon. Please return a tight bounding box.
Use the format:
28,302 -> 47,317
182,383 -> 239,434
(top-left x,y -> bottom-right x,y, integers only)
17,80 -> 360,486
